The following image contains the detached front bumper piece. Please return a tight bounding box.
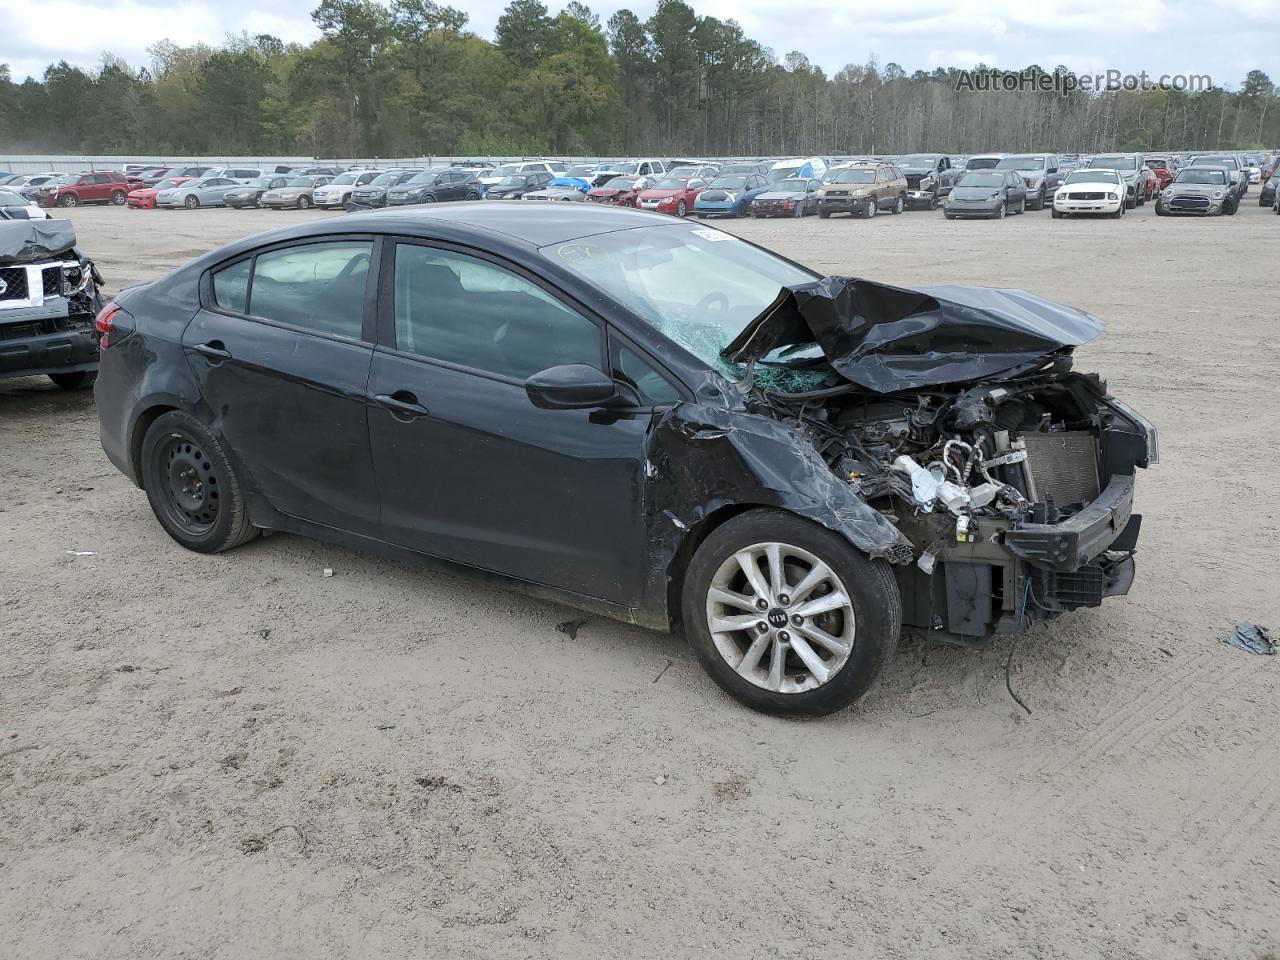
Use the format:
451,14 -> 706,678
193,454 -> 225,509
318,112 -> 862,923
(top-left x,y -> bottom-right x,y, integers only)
1003,476 -> 1139,571
904,190 -> 938,209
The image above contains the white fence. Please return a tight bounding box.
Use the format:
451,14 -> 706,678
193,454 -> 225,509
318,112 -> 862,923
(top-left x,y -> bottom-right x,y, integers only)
0,155 -> 604,174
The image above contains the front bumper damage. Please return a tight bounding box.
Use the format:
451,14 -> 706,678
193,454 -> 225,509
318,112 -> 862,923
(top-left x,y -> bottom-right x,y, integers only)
721,274 -> 1156,644
0,219 -> 104,380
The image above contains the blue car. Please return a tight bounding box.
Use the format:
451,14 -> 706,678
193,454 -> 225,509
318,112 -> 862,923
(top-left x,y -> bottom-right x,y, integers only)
693,173 -> 769,218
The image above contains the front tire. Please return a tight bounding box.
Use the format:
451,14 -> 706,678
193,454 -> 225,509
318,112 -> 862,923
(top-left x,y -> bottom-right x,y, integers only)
297,195 -> 311,210
59,194 -> 77,207
863,199 -> 877,219
184,195 -> 199,209
677,200 -> 687,217
994,200 -> 1007,219
140,411 -> 259,554
681,509 -> 901,716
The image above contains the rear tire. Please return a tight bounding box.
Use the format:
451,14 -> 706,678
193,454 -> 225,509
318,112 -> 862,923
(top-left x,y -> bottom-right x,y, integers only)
48,371 -> 96,390
681,509 -> 901,716
892,194 -> 905,214
110,190 -> 126,205
140,411 -> 259,554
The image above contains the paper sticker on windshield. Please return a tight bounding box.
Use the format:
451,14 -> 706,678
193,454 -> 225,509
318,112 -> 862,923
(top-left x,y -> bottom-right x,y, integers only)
691,229 -> 728,242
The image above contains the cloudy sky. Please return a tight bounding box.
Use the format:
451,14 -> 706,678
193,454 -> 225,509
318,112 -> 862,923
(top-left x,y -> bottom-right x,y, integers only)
2,0 -> 1274,89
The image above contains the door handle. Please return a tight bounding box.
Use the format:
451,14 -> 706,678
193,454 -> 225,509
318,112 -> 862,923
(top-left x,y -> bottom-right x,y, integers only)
193,340 -> 232,363
374,391 -> 429,421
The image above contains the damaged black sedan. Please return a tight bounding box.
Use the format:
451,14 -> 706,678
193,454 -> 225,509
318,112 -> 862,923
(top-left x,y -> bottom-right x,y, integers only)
95,205 -> 1155,715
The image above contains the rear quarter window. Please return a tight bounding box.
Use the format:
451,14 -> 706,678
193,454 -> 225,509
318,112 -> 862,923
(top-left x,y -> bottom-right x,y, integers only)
213,259 -> 251,313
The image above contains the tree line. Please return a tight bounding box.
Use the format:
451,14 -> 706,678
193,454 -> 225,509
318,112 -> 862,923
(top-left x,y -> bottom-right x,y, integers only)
0,0 -> 1275,159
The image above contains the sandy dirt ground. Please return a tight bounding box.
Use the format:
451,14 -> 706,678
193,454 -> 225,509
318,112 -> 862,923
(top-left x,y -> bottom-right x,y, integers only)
2,200 -> 1278,960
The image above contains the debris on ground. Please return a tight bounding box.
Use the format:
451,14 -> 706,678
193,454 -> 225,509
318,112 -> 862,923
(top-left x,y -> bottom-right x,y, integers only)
240,824 -> 307,856
322,568 -> 334,577
115,664 -> 138,673
414,775 -> 461,792
557,617 -> 589,640
1224,623 -> 1275,656
64,550 -> 96,557
653,775 -> 667,785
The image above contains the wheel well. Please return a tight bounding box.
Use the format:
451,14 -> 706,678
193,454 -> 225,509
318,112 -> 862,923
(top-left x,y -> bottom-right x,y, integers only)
664,503 -> 761,631
130,404 -> 177,481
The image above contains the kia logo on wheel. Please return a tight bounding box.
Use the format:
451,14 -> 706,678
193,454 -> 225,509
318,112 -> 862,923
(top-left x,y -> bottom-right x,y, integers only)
767,608 -> 788,629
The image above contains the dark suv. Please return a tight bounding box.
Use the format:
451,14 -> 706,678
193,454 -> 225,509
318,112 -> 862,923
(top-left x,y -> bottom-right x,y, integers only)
994,154 -> 1063,210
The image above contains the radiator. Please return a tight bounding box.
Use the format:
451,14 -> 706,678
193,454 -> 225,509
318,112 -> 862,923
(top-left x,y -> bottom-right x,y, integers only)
1021,431 -> 1100,507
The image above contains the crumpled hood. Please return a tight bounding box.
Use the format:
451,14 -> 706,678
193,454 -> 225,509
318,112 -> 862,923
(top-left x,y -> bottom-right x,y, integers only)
722,276 -> 1103,393
0,219 -> 78,263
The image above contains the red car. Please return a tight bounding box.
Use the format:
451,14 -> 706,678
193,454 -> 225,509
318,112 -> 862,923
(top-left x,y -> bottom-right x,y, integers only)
1144,157 -> 1174,191
635,176 -> 708,217
586,175 -> 654,207
127,176 -> 193,209
37,171 -> 134,208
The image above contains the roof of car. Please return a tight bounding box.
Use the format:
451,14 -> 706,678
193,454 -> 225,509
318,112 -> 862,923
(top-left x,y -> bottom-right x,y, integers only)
339,202 -> 678,247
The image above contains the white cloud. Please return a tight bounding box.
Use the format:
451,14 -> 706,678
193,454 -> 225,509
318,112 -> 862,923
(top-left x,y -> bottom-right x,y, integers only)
0,0 -> 1263,92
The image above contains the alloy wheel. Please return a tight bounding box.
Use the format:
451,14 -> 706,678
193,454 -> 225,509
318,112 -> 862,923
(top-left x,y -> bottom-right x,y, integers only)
705,541 -> 856,695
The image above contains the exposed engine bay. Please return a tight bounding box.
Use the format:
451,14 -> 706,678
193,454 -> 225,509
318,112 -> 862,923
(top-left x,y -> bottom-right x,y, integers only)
725,276 -> 1158,644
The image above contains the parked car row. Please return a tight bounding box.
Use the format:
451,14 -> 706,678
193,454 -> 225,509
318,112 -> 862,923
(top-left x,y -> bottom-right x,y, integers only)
8,151 -> 1273,224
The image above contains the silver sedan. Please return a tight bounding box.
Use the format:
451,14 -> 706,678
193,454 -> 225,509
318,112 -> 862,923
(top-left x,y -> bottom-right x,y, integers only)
155,177 -> 244,210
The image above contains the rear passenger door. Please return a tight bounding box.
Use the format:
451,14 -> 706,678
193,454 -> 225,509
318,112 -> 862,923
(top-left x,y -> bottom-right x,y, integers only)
183,236 -> 382,535
365,240 -> 654,604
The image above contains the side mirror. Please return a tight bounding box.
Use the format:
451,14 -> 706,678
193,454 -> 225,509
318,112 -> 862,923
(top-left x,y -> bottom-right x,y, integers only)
526,364 -> 619,410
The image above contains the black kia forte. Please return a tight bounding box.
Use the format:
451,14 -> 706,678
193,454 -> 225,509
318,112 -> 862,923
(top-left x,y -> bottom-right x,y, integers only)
95,204 -> 1156,715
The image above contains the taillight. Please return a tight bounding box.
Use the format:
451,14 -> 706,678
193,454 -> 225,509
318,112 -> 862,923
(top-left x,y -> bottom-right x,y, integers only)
95,303 -> 133,348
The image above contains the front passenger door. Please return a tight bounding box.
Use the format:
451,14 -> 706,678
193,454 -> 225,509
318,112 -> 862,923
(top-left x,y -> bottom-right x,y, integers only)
366,241 -> 653,604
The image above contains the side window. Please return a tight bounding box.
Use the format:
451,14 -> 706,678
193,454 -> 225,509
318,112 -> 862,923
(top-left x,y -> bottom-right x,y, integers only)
212,259 -> 251,313
248,241 -> 373,339
393,244 -> 602,381
639,162 -> 651,175
616,344 -> 680,406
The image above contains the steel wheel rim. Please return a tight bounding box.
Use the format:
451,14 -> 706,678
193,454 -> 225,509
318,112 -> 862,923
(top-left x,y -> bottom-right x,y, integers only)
156,434 -> 220,535
706,541 -> 856,694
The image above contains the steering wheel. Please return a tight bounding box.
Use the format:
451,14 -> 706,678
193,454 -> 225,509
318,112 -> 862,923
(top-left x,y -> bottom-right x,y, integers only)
692,291 -> 730,316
